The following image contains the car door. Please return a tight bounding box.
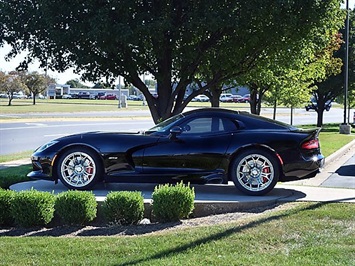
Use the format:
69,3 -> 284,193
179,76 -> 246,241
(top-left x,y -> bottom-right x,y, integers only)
142,116 -> 235,177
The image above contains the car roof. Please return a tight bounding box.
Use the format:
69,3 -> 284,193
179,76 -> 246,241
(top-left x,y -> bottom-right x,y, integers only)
182,108 -> 295,130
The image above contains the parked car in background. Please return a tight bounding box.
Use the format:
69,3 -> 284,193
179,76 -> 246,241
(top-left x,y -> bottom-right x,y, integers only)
99,93 -> 117,100
27,94 -> 46,99
305,99 -> 332,111
28,108 -> 324,196
69,93 -> 78,99
77,91 -> 92,99
62,94 -> 72,99
219,94 -> 233,102
240,94 -> 250,103
231,94 -> 243,103
128,95 -> 140,101
12,92 -> 27,99
93,92 -> 105,99
192,95 -> 209,102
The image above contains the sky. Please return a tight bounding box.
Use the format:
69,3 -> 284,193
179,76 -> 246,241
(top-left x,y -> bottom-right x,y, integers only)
0,0 -> 354,85
0,43 -> 84,85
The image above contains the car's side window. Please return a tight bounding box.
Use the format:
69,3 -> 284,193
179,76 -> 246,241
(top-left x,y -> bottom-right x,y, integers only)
181,117 -> 237,134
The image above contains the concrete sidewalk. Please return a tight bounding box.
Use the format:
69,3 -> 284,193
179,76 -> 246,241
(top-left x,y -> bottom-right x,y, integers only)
277,139 -> 355,203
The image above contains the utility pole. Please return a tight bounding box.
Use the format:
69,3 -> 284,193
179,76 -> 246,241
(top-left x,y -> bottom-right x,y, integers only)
340,0 -> 351,134
118,76 -> 122,108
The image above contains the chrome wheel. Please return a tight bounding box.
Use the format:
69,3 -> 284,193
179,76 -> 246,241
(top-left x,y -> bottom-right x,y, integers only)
58,150 -> 99,189
231,150 -> 279,195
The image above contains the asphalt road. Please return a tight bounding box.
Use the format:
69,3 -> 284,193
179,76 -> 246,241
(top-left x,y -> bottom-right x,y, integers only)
0,119 -> 154,155
0,107 -> 353,155
322,152 -> 355,189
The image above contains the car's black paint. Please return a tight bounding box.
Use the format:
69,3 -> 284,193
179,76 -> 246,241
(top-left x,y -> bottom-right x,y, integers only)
28,108 -> 324,195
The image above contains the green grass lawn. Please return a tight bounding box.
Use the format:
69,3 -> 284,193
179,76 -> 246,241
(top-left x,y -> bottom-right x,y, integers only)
307,123 -> 355,157
0,202 -> 354,265
0,150 -> 33,163
0,98 -> 250,116
0,98 -> 149,114
0,104 -> 354,264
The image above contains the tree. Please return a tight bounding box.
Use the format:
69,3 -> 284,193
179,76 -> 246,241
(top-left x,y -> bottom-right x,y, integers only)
267,33 -> 343,125
310,8 -> 355,127
92,82 -> 112,89
0,0 -> 344,123
235,21 -> 345,116
0,71 -> 27,106
21,72 -> 50,105
276,70 -> 314,125
66,79 -> 89,89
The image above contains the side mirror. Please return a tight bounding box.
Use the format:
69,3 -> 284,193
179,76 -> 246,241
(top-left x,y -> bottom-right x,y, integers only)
169,126 -> 183,140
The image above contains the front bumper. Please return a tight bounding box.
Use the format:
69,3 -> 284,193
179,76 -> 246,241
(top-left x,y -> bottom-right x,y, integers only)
27,152 -> 57,181
27,170 -> 54,181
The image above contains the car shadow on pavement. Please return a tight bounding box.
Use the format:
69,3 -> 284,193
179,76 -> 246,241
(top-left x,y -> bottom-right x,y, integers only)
335,165 -> 355,177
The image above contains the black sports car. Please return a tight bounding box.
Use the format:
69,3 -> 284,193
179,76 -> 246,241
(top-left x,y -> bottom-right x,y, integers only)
28,108 -> 324,195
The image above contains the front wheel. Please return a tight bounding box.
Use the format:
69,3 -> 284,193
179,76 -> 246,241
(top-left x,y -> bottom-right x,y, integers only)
230,149 -> 279,196
56,148 -> 103,190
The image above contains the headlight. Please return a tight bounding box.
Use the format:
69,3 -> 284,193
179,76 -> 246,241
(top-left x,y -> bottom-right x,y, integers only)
36,140 -> 59,152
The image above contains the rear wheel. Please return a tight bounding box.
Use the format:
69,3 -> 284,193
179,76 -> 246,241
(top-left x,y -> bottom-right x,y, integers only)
56,148 -> 103,190
231,149 -> 279,196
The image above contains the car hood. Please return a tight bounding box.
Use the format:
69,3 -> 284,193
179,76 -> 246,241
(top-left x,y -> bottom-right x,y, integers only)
57,131 -> 143,140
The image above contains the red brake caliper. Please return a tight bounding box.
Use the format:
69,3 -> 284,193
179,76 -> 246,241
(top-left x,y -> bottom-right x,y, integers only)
262,167 -> 270,182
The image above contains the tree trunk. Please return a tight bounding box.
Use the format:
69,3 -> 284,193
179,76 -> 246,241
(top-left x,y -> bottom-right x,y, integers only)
32,93 -> 36,105
208,84 -> 222,107
316,108 -> 325,127
210,94 -> 220,107
256,96 -> 262,115
273,98 -> 277,120
250,89 -> 260,115
290,107 -> 294,125
315,97 -> 326,127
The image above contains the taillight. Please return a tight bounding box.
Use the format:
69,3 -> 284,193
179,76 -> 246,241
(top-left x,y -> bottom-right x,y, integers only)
301,139 -> 319,150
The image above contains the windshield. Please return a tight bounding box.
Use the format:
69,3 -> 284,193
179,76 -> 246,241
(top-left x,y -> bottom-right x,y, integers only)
146,113 -> 184,133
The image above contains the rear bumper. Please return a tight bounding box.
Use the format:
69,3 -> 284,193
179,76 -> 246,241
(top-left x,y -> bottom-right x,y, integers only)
282,154 -> 325,179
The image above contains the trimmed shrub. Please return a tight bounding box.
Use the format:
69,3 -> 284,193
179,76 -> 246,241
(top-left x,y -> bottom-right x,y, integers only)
0,189 -> 16,226
152,182 -> 195,222
55,190 -> 97,225
103,191 -> 144,225
10,189 -> 55,227
0,165 -> 31,189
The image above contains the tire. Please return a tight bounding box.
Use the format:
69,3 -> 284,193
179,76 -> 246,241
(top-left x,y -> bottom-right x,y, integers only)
230,149 -> 279,196
56,148 -> 103,190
